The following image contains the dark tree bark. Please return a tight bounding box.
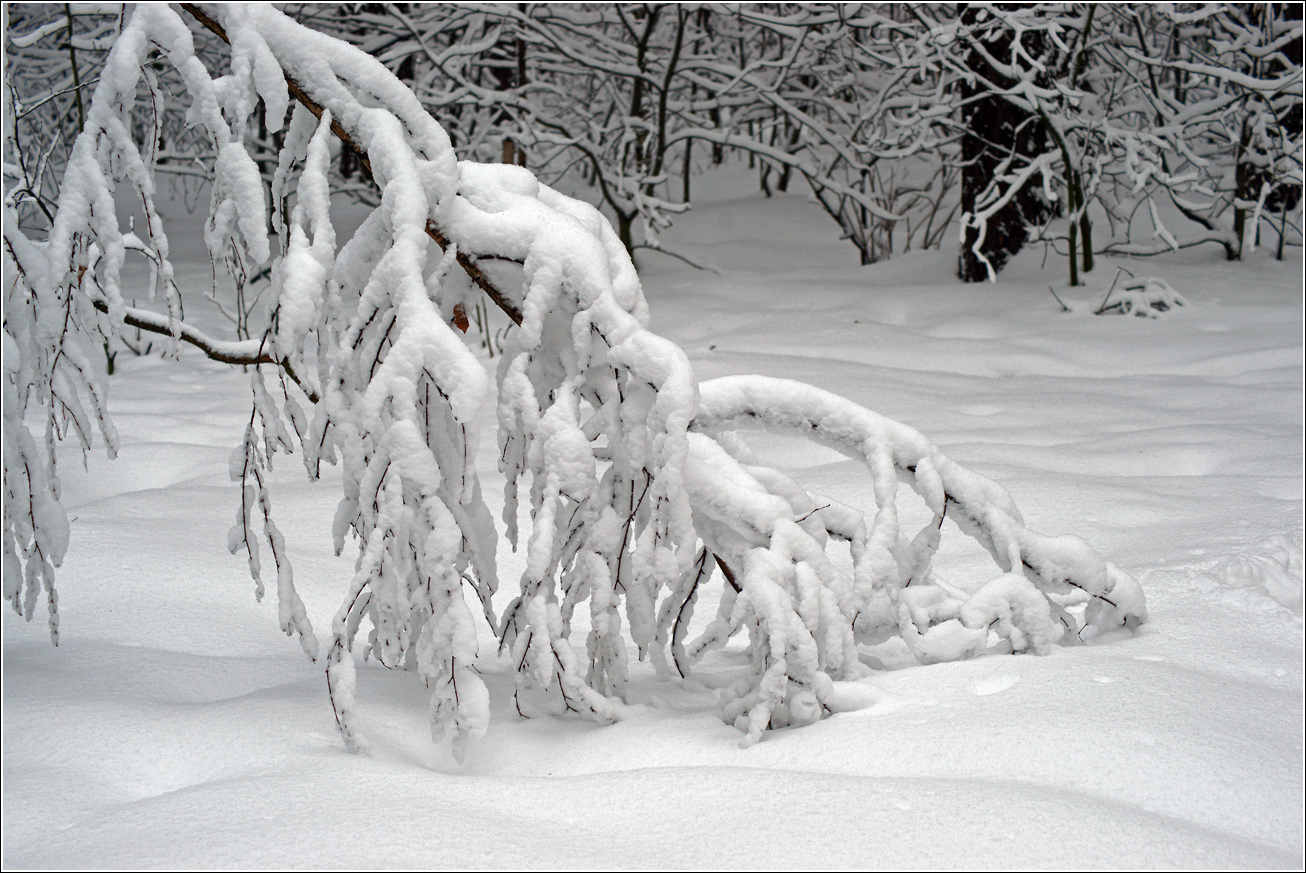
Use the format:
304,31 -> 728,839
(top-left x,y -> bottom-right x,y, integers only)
957,4 -> 1055,283
1269,3 -> 1304,259
1254,4 -> 1302,250
488,14 -> 528,168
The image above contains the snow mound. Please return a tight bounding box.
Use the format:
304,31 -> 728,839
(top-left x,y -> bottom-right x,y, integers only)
1095,277 -> 1187,318
1211,532 -> 1304,612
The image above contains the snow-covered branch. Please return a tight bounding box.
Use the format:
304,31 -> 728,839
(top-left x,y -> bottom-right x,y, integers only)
3,2 -> 1155,757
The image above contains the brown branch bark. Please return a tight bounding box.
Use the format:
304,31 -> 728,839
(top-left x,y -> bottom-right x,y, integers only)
90,297 -> 320,402
713,555 -> 741,593
179,3 -> 524,325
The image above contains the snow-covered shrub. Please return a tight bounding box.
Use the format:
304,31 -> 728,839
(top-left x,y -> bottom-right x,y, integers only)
1095,277 -> 1187,318
2,4 -> 1147,752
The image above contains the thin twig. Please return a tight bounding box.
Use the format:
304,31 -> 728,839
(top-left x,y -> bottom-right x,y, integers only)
1095,265 -> 1135,315
631,243 -> 721,274
88,297 -> 320,402
1048,285 -> 1070,312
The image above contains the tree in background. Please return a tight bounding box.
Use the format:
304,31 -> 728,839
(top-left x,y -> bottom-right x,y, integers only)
9,4 -> 1300,277
953,4 -> 1057,282
1105,3 -> 1304,262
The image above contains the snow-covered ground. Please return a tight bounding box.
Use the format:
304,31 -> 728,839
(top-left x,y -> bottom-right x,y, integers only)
4,170 -> 1303,868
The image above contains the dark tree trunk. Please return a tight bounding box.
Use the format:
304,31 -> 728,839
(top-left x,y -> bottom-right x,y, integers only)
488,27 -> 526,167
617,210 -> 634,254
957,4 -> 1055,283
1273,4 -> 1303,259
1257,4 -> 1302,261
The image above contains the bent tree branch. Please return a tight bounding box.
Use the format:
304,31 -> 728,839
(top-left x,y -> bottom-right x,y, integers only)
179,3 -> 524,327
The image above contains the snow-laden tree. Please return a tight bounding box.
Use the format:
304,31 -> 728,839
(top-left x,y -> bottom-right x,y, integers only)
311,4 -> 964,265
657,4 -> 961,266
3,3 -> 1148,754
1095,3 -> 1304,261
308,3 -> 1303,279
917,3 -> 1303,281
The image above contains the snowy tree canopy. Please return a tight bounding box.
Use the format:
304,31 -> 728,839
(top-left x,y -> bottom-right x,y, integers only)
7,5 -> 1301,273
308,3 -> 1301,277
3,3 -> 1151,755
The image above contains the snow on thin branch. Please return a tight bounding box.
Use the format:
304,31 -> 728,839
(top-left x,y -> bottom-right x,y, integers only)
686,376 -> 1145,740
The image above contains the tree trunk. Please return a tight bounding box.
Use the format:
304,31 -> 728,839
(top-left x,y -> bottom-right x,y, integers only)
617,211 -> 634,255
1231,117 -> 1252,261
957,4 -> 1055,283
682,139 -> 692,203
514,8 -> 528,167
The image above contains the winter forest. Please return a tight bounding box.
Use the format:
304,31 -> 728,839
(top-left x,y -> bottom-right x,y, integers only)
2,3 -> 1302,868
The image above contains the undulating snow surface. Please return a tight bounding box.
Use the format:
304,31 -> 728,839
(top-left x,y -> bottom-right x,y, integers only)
4,171 -> 1302,868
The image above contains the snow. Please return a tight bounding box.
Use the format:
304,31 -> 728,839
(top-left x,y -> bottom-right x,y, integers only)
4,169 -> 1303,867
